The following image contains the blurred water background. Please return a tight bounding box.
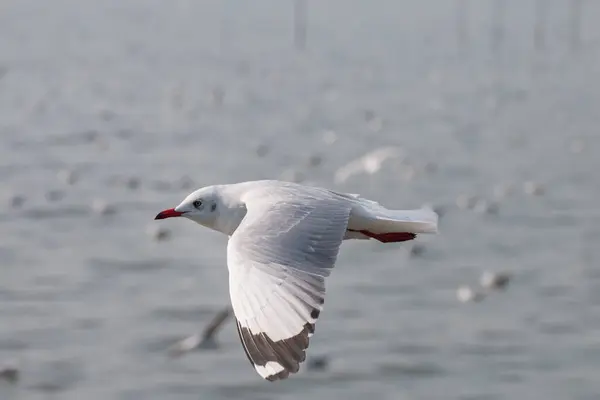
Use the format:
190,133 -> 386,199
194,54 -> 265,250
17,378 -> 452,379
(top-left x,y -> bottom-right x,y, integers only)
1,0 -> 600,399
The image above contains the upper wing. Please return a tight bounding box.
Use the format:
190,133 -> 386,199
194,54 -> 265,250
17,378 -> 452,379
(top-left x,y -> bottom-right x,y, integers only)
227,188 -> 351,381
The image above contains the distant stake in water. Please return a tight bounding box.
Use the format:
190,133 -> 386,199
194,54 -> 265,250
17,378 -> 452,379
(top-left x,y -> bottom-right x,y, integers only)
293,0 -> 307,51
534,0 -> 547,51
569,0 -> 583,53
456,0 -> 469,53
491,0 -> 505,54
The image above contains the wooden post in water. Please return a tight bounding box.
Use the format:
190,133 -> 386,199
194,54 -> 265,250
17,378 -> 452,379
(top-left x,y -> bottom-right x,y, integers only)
533,0 -> 547,52
293,0 -> 307,51
569,0 -> 583,52
491,0 -> 505,54
456,0 -> 469,53
219,0 -> 231,51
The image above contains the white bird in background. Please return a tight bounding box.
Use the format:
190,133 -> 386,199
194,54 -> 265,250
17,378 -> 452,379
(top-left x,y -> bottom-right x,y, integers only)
333,146 -> 405,184
155,180 -> 438,382
168,306 -> 233,357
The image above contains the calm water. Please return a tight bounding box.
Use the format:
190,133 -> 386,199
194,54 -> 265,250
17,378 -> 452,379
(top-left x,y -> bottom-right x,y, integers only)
1,1 -> 600,399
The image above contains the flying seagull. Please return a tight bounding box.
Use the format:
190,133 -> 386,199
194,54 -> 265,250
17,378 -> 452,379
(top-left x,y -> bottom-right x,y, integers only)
155,180 -> 438,381
168,306 -> 233,357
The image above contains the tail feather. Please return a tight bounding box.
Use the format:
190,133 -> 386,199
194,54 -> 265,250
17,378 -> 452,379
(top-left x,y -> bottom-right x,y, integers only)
335,190 -> 440,237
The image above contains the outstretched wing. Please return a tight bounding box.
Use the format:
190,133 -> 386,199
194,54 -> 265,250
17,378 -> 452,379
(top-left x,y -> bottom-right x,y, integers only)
227,188 -> 351,381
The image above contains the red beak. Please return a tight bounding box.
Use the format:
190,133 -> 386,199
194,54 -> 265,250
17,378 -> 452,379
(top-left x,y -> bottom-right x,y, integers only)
154,208 -> 184,220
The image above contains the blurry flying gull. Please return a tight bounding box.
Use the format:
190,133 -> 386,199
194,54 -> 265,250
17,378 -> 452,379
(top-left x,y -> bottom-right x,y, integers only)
155,180 -> 438,381
334,146 -> 405,184
168,306 -> 233,357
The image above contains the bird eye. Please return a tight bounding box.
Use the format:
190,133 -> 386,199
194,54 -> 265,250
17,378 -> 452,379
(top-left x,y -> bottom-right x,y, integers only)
193,200 -> 203,209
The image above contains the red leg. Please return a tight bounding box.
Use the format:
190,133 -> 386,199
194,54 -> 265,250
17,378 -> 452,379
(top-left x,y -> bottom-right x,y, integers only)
347,229 -> 416,243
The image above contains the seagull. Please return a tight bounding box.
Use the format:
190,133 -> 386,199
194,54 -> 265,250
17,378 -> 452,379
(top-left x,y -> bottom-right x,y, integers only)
168,306 -> 233,357
155,180 -> 438,381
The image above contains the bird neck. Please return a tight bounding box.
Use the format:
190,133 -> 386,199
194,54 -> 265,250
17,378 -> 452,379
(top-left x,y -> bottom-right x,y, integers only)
215,205 -> 246,236
213,188 -> 247,236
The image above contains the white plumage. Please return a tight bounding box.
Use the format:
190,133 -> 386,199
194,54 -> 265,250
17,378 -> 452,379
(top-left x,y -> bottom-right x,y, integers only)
155,180 -> 438,381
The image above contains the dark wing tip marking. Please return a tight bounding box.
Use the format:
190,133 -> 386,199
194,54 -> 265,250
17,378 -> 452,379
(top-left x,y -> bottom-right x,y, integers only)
235,308 -> 321,382
264,367 -> 290,382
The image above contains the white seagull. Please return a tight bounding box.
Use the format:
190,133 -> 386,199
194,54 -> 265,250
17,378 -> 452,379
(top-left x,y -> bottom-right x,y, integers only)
167,306 -> 233,357
154,180 -> 438,381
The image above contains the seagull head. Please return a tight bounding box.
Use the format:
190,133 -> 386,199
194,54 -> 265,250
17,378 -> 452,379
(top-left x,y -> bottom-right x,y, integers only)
155,186 -> 220,228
